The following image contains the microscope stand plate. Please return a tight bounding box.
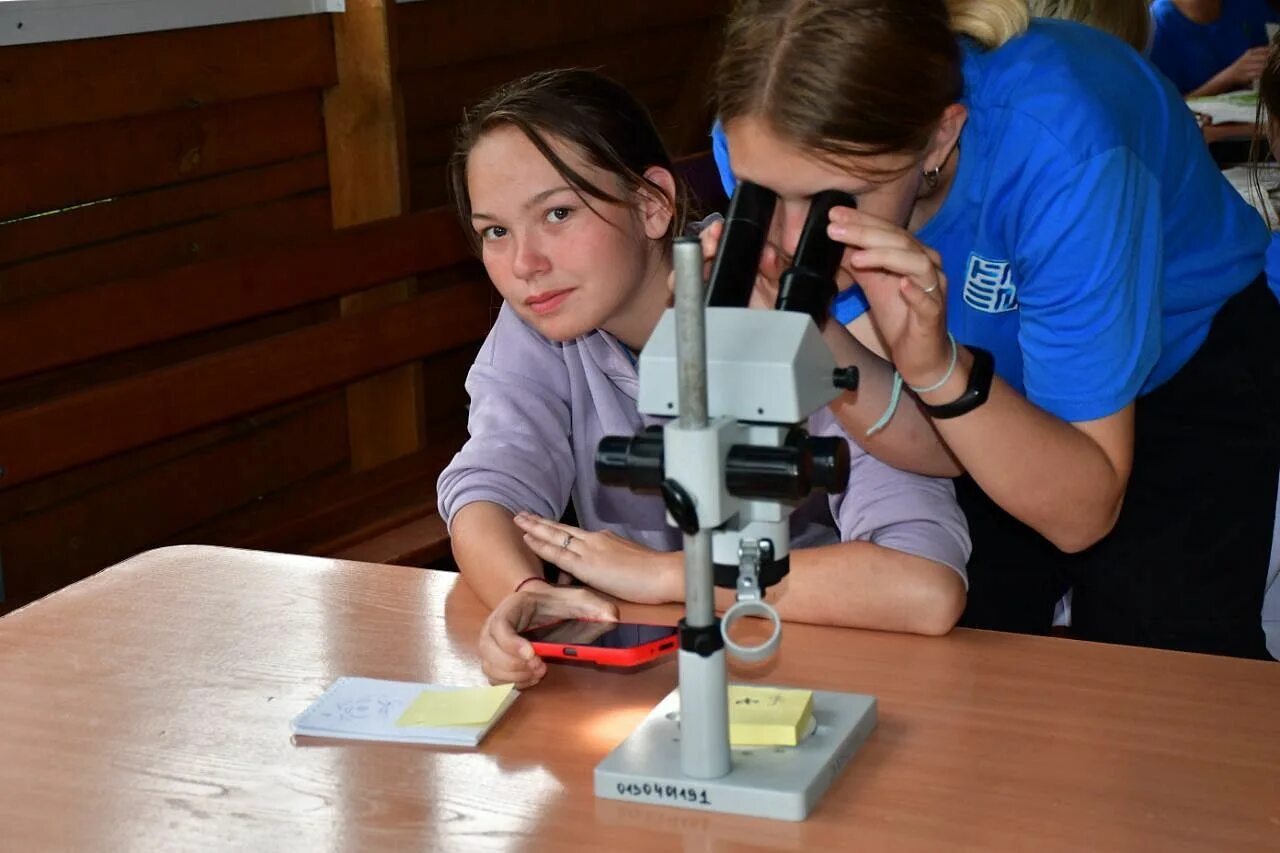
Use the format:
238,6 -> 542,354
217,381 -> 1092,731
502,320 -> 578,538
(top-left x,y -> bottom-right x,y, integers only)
594,687 -> 877,822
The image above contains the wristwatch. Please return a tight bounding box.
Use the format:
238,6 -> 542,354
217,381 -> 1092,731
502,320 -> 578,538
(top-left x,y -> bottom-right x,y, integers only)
921,345 -> 994,419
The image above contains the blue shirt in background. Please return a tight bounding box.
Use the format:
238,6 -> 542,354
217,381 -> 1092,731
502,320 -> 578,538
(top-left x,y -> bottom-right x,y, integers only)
712,20 -> 1268,424
1149,0 -> 1279,93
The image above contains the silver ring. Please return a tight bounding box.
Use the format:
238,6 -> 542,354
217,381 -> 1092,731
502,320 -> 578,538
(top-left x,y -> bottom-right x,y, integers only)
561,532 -> 574,549
922,283 -> 939,294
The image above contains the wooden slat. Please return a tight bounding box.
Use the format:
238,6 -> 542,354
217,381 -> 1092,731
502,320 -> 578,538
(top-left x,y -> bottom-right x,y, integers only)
0,207 -> 471,383
0,395 -> 333,521
0,90 -> 326,222
0,283 -> 491,488
0,16 -> 337,137
324,0 -> 424,472
0,395 -> 347,605
0,192 -> 334,305
400,22 -> 710,133
172,444 -> 457,555
395,0 -> 727,73
0,155 -> 330,267
328,510 -> 451,567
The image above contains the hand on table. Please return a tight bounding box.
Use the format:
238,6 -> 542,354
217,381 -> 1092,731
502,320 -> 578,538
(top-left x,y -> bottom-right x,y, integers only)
513,512 -> 681,605
478,585 -> 618,688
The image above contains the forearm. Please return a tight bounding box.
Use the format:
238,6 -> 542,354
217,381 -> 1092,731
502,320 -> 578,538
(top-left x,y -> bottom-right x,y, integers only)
451,501 -> 546,610
1186,67 -> 1240,98
706,542 -> 966,636
822,320 -> 962,477
919,350 -> 1129,552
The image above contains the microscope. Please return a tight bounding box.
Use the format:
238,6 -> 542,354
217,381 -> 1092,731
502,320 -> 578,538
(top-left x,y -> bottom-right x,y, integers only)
593,182 -> 879,821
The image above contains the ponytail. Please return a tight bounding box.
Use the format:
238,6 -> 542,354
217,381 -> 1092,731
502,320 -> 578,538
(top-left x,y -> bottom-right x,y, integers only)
946,0 -> 1030,48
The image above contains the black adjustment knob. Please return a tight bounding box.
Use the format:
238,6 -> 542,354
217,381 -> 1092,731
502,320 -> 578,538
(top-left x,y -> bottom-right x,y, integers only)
660,478 -> 700,535
833,366 -> 860,391
802,435 -> 850,493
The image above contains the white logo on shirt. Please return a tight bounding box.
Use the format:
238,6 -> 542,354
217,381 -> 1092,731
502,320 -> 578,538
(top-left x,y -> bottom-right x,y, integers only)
963,253 -> 1019,313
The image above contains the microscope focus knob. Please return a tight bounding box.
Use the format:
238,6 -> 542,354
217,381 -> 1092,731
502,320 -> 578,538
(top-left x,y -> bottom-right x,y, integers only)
832,366 -> 860,391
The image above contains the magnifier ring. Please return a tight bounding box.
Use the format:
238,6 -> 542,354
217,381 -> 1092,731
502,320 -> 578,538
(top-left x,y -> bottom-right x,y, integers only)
720,599 -> 783,663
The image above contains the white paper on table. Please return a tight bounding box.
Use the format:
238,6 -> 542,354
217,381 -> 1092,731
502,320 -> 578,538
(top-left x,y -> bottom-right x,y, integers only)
1188,90 -> 1264,126
290,677 -> 519,746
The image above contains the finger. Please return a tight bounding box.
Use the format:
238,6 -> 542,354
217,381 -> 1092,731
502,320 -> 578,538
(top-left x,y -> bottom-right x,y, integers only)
512,512 -> 578,545
848,246 -> 942,283
482,655 -> 545,689
523,533 -> 577,570
897,275 -> 947,317
828,215 -> 921,253
700,217 -> 724,256
561,588 -> 620,622
489,595 -> 541,659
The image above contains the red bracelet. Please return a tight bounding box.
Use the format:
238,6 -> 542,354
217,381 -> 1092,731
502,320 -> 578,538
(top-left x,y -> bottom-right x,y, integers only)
514,576 -> 551,594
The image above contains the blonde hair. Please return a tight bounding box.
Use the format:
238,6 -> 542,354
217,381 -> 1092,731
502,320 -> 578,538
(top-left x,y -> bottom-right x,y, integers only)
1027,0 -> 1150,52
948,0 -> 1031,48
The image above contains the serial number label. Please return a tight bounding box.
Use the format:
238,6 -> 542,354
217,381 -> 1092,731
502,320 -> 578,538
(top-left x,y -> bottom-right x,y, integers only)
615,781 -> 711,806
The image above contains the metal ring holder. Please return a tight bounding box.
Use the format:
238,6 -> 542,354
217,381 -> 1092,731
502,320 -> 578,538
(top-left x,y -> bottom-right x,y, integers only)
720,598 -> 783,662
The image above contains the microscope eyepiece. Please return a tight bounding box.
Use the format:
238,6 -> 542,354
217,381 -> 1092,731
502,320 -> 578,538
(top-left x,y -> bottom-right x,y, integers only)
775,190 -> 856,326
705,181 -> 777,308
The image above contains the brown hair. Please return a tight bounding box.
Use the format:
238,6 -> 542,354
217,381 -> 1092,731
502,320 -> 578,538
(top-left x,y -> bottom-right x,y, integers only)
1028,0 -> 1151,53
1251,34 -> 1280,228
448,68 -> 687,253
714,0 -> 1029,167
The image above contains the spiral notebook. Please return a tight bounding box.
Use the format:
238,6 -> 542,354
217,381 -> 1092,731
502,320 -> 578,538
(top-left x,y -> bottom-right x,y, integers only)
291,677 -> 519,747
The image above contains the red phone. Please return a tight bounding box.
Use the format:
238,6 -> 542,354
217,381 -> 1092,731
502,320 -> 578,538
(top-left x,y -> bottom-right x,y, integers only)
518,620 -> 680,667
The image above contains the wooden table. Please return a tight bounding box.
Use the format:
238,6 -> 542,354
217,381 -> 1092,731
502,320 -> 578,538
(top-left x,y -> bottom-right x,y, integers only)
1,546 -> 1277,851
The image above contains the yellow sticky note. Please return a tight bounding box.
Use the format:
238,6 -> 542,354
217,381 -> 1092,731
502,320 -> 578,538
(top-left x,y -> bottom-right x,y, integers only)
395,684 -> 515,728
728,685 -> 814,747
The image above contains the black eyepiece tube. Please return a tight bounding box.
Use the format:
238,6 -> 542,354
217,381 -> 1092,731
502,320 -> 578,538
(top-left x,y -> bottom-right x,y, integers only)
705,181 -> 777,308
775,190 -> 856,325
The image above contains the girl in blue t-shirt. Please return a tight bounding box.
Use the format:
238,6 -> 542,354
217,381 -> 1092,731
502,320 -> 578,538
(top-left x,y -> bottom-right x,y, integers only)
1149,0 -> 1280,95
710,0 -> 1280,658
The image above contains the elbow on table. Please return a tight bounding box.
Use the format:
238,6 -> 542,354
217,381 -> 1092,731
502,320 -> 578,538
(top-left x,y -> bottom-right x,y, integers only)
909,567 -> 967,637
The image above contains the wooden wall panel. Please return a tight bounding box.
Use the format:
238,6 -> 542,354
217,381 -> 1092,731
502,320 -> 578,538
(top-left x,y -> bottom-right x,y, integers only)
0,283 -> 490,489
0,16 -> 336,136
0,155 -> 330,267
0,207 -> 467,383
0,395 -> 348,604
0,192 -> 334,305
395,0 -> 718,71
396,4 -> 729,210
0,90 -> 328,223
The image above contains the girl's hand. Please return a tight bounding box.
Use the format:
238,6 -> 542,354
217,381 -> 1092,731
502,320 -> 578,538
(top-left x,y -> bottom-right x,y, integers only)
513,512 -> 680,605
695,216 -> 788,310
827,206 -> 953,388
478,585 -> 618,688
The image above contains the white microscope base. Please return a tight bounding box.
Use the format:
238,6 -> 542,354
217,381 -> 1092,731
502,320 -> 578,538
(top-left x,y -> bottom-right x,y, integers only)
594,686 -> 877,822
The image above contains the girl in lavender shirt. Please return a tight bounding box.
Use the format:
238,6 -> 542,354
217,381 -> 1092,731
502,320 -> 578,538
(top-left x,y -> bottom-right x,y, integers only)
438,69 -> 971,687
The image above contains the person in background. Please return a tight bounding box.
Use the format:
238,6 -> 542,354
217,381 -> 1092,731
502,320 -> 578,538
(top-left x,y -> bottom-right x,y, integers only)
440,69 -> 972,688
1029,0 -> 1152,53
1250,34 -> 1280,658
1149,0 -> 1280,95
709,0 -> 1279,659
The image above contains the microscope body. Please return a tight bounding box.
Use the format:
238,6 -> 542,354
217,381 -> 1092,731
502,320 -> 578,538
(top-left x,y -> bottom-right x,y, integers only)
639,307 -> 847,595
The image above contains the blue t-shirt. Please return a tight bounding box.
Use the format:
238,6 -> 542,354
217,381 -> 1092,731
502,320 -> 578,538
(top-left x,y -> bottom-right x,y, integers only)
712,20 -> 1268,423
1149,0 -> 1280,93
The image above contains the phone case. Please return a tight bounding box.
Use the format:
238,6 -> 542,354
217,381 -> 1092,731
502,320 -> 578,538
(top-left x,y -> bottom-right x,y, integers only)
525,622 -> 679,667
